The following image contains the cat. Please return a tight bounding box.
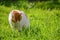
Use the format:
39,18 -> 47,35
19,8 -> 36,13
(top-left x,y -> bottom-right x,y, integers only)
8,10 -> 30,31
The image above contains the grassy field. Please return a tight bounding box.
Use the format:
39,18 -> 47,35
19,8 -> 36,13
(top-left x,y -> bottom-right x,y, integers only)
0,6 -> 60,40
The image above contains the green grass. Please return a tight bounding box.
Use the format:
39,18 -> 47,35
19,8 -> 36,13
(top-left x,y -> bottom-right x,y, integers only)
0,6 -> 60,40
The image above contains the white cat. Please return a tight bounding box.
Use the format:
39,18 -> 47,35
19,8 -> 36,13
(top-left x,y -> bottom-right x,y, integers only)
8,10 -> 30,31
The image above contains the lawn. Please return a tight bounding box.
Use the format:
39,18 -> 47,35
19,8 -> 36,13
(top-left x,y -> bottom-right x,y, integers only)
0,6 -> 60,40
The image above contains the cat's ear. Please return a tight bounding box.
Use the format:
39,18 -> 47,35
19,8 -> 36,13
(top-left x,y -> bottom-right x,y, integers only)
18,12 -> 22,21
